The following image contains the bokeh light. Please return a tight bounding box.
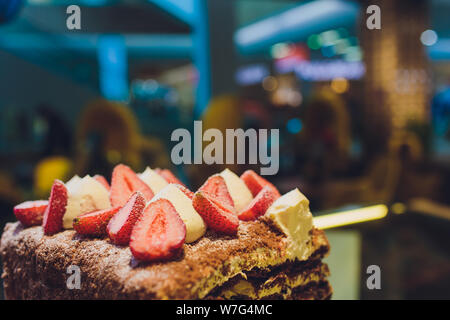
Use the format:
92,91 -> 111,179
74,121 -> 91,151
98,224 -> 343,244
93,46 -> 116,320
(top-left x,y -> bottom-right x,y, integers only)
420,29 -> 438,46
331,77 -> 349,93
286,118 -> 303,134
262,76 -> 278,91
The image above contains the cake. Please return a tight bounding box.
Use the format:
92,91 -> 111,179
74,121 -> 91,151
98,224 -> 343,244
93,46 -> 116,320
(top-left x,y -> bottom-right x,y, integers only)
0,165 -> 331,300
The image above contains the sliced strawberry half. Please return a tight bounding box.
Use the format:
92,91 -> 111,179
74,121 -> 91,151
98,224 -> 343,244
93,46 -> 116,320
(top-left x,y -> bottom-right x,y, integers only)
73,206 -> 121,236
14,200 -> 48,227
110,164 -> 154,207
94,174 -> 110,191
130,198 -> 186,262
238,185 -> 280,221
192,191 -> 239,235
240,170 -> 280,197
198,174 -> 234,209
156,168 -> 186,187
42,180 -> 68,235
174,184 -> 194,200
107,192 -> 146,245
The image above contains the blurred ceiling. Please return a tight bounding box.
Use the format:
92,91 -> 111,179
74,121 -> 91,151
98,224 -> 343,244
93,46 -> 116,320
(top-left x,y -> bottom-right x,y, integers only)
0,1 -> 192,90
2,2 -> 190,33
1,0 -> 449,92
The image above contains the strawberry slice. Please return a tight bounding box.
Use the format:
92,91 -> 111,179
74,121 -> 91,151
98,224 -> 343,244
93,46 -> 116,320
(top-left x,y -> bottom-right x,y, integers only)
130,199 -> 186,262
238,185 -> 280,221
110,164 -> 154,207
198,174 -> 234,208
73,206 -> 121,236
14,200 -> 48,227
174,184 -> 194,200
94,174 -> 110,191
156,168 -> 186,187
240,170 -> 280,197
107,192 -> 146,245
42,180 -> 68,235
192,191 -> 239,235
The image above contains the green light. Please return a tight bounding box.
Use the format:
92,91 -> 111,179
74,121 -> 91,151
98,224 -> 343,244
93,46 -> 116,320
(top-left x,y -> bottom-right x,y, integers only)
320,30 -> 339,45
334,38 -> 350,55
271,42 -> 290,58
307,34 -> 322,50
344,46 -> 363,61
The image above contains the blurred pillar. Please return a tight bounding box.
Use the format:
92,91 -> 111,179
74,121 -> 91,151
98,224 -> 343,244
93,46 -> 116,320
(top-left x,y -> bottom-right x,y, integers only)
193,0 -> 238,118
207,0 -> 238,99
193,0 -> 211,118
361,0 -> 430,145
97,35 -> 129,102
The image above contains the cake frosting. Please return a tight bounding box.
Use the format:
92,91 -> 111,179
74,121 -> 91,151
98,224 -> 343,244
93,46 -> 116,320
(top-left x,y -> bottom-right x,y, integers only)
139,167 -> 169,194
220,168 -> 253,212
150,184 -> 206,243
264,188 -> 313,261
63,175 -> 111,229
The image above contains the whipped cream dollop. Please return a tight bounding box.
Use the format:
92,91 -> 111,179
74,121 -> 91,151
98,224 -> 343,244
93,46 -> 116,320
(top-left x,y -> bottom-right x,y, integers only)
151,184 -> 206,243
139,167 -> 168,194
63,175 -> 111,229
264,188 -> 313,261
220,169 -> 253,212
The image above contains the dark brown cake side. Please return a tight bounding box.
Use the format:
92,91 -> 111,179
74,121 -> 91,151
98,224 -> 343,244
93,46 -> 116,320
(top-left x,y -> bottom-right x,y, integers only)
1,221 -> 330,300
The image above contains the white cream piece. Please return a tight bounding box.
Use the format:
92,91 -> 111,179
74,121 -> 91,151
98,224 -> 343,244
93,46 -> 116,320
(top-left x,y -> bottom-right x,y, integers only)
265,188 -> 313,261
65,175 -> 81,193
220,168 -> 253,212
151,184 -> 206,243
138,167 -> 168,194
62,175 -> 111,229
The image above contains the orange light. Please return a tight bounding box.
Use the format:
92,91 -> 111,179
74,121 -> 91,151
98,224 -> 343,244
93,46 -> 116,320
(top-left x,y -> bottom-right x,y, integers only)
330,77 -> 349,94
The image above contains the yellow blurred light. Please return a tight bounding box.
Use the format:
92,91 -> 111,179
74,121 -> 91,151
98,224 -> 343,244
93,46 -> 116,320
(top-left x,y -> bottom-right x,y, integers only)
262,76 -> 278,91
330,77 -> 349,94
107,149 -> 122,164
34,156 -> 73,198
313,204 -> 388,230
391,202 -> 407,214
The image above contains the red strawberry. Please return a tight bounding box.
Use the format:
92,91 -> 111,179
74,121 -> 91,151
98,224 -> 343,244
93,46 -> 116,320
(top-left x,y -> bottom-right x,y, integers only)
192,191 -> 239,235
14,200 -> 48,227
198,174 -> 234,208
110,164 -> 154,207
238,185 -> 280,221
42,180 -> 68,235
175,184 -> 194,200
240,170 -> 280,197
73,206 -> 121,236
156,168 -> 186,187
130,199 -> 186,262
107,192 -> 146,245
94,174 -> 110,191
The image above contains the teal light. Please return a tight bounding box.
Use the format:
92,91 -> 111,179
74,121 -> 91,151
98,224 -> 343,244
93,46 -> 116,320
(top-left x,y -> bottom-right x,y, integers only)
287,118 -> 302,134
321,45 -> 336,58
337,27 -> 349,39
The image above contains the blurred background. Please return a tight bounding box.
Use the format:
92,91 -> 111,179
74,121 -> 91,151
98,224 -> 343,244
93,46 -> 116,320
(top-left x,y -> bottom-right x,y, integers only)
0,0 -> 449,299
